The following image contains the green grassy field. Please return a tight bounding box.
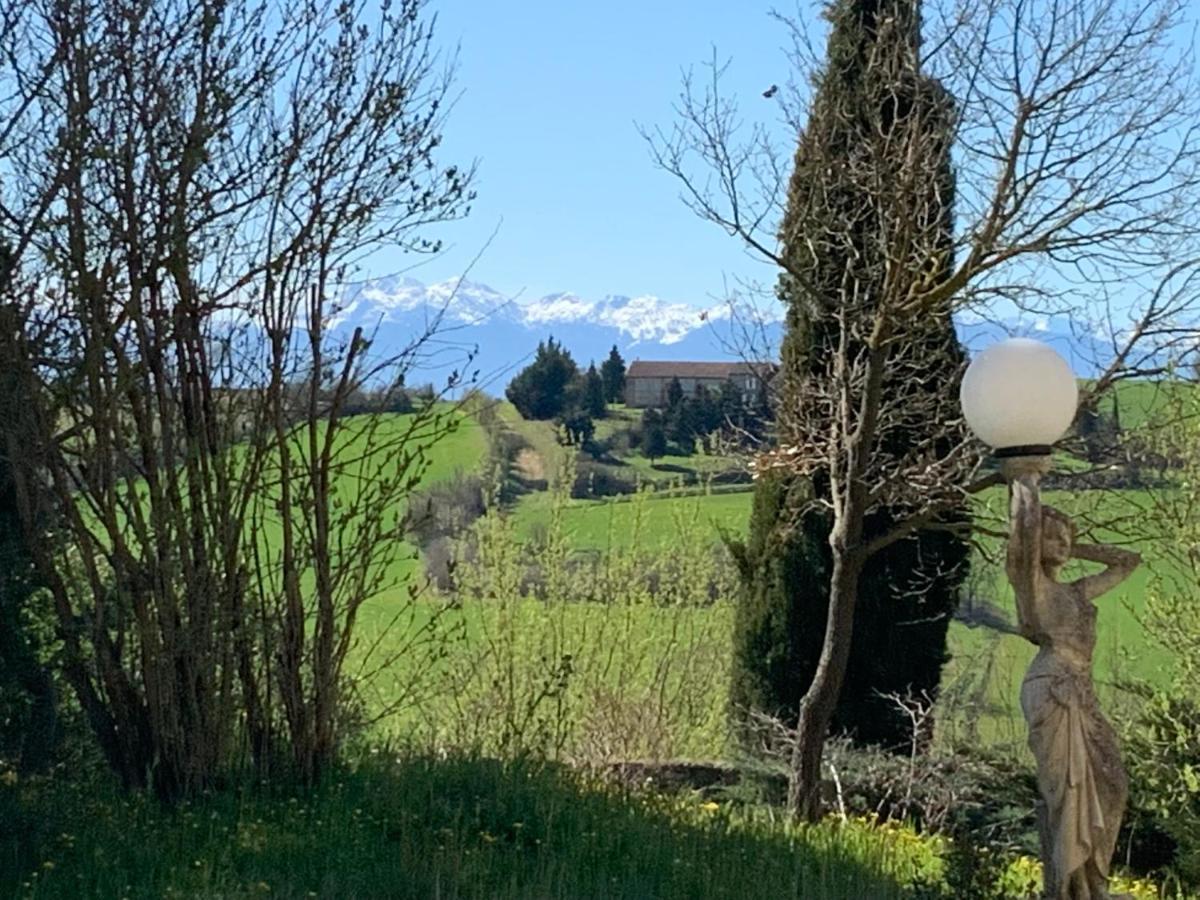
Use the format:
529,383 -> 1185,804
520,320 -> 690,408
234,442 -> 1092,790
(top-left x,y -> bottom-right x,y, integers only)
505,480 -> 1176,751
1101,377 -> 1194,430
510,486 -> 753,551
337,386 -> 1188,755
316,406 -> 487,586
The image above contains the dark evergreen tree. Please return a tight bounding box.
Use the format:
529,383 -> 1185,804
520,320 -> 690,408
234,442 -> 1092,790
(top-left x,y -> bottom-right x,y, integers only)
729,0 -> 969,751
693,385 -> 721,436
665,376 -> 684,410
642,409 -> 668,462
1078,393 -> 1123,464
505,337 -> 579,420
557,406 -> 595,446
667,397 -> 703,453
383,374 -> 414,414
718,380 -> 747,432
601,345 -> 627,404
582,363 -> 607,419
1077,404 -> 1104,463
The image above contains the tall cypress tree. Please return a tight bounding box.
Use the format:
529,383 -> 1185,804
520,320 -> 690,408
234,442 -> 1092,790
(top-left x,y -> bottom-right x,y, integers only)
600,345 -> 626,404
729,0 -> 969,750
582,363 -> 607,419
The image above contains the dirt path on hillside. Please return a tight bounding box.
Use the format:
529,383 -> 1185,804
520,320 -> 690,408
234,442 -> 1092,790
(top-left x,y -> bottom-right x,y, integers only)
513,447 -> 545,482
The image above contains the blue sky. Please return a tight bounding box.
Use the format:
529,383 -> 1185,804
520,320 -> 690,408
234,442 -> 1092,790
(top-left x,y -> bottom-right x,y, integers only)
387,1 -> 798,305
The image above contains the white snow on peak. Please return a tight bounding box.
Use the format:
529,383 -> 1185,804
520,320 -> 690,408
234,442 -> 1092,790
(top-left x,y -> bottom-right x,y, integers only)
599,294 -> 722,344
515,290 -> 733,344
338,276 -> 517,327
521,292 -> 594,324
337,276 -> 743,344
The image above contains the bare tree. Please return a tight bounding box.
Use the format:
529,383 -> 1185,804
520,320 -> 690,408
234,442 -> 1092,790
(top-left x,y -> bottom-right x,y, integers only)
647,0 -> 1200,819
2,0 -> 475,795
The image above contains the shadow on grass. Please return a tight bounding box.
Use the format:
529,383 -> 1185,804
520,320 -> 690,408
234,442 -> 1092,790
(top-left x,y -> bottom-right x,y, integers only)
648,462 -> 697,475
1,753 -> 937,899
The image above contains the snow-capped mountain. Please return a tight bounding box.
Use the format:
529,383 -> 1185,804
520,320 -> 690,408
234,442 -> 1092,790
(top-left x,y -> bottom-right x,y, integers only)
332,277 -> 758,388
336,277 -> 736,343
333,276 -> 521,328
519,291 -> 734,344
332,276 -> 1127,390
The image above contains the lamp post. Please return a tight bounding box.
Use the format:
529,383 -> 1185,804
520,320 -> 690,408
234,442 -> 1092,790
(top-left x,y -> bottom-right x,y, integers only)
960,337 -> 1079,457
960,338 -> 1140,900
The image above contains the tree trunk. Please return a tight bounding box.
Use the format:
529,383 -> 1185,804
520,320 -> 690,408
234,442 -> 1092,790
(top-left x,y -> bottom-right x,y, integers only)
787,545 -> 863,821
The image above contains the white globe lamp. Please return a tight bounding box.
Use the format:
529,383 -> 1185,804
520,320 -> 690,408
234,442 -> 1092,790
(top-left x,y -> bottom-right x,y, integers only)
959,338 -> 1078,457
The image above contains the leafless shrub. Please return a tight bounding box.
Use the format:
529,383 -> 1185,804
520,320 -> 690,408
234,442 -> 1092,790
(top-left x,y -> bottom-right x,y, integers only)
1,0 -> 475,795
422,537 -> 457,593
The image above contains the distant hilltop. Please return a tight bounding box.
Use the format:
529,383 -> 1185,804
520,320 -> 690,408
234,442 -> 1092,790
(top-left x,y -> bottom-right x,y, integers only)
329,276 -> 1133,390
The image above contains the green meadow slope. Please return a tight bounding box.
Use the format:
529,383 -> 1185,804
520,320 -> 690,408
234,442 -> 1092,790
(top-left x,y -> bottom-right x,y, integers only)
507,481 -> 1175,750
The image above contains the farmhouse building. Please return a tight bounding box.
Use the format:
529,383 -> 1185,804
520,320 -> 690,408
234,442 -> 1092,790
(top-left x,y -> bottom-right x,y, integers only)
623,360 -> 770,409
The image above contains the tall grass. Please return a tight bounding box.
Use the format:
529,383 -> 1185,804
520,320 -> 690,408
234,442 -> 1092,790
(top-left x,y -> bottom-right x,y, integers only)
1,754 -> 940,900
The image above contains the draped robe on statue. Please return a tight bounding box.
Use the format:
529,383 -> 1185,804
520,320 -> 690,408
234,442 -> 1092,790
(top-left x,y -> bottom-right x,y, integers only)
1020,580 -> 1128,898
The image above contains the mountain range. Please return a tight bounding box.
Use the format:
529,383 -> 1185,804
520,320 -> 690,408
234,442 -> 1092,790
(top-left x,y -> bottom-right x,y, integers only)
331,276 -> 1121,390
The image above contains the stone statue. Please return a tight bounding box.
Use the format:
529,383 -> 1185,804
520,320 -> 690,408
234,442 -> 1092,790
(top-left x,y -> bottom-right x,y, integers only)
1003,457 -> 1142,900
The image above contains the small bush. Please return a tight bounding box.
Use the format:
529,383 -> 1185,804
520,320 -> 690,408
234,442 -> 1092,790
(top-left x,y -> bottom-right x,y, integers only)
1123,683 -> 1200,883
406,473 -> 487,546
422,536 -> 457,591
571,462 -> 637,498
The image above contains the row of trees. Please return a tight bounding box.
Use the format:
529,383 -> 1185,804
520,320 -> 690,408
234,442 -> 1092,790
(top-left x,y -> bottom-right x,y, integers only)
640,377 -> 770,461
505,339 -> 627,443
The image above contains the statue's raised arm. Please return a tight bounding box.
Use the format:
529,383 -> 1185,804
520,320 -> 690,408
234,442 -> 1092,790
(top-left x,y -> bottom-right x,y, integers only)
1069,542 -> 1141,603
1003,456 -> 1051,642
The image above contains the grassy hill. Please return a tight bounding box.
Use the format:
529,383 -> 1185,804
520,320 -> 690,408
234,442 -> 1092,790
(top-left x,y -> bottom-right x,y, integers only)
356,380 -> 1189,755
2,750 -> 1056,900
6,388 -> 1188,898
327,408 -> 487,634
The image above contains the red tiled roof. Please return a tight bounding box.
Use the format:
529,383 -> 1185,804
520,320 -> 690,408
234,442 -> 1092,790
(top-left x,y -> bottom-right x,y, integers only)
626,360 -> 767,379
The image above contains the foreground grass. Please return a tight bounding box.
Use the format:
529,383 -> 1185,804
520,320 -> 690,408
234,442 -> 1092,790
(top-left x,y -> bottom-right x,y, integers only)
2,755 -> 944,900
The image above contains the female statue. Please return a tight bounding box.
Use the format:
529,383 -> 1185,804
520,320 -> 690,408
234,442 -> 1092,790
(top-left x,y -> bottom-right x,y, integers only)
1004,457 -> 1141,900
